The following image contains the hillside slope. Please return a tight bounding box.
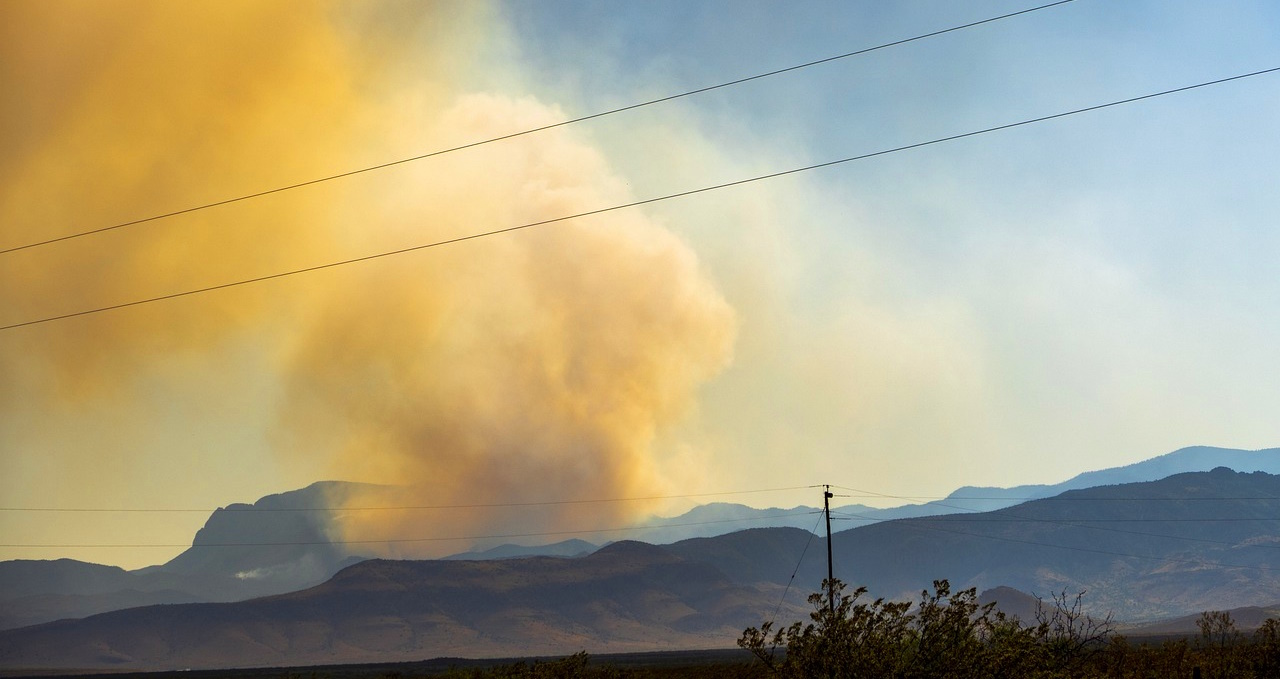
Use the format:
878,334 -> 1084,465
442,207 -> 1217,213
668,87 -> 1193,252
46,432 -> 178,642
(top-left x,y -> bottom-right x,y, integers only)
2,470 -> 1276,671
0,482 -> 376,630
6,446 -> 1273,630
0,541 -> 796,671
944,446 -> 1280,511
847,468 -> 1279,621
661,469 -> 1280,621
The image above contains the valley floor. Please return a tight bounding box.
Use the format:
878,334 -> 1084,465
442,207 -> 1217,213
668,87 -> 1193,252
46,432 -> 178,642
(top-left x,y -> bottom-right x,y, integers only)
5,638 -> 1280,679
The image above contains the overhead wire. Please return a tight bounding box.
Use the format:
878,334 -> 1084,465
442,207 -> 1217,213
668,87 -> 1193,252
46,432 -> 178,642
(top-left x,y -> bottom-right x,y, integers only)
0,510 -> 821,549
0,0 -> 1080,256
5,65 -> 1280,332
829,484 -> 1280,504
841,495 -> 1280,502
0,484 -> 821,513
835,473 -> 1280,579
829,480 -> 1280,550
829,481 -> 1280,552
828,509 -> 1280,550
889,519 -> 1278,573
8,476 -> 1275,553
763,510 -> 828,663
830,512 -> 1280,524
980,515 -> 1280,525
5,488 -> 1272,513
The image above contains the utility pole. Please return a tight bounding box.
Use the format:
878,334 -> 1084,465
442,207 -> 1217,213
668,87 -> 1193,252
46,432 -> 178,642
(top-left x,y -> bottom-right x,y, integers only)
824,484 -> 835,617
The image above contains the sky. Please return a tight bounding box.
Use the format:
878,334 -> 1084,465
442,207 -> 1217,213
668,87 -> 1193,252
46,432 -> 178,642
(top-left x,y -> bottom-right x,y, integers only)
2,0 -> 1278,570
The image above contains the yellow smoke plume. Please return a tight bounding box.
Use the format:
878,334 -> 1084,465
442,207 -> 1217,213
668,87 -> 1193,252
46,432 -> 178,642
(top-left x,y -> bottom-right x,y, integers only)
281,93 -> 737,555
0,1 -> 735,559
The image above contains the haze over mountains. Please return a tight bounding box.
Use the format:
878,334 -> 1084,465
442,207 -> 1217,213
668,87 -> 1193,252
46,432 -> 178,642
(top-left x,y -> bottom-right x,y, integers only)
640,445 -> 1280,541
943,445 -> 1280,512
1,446 -> 1277,671
836,468 -> 1280,619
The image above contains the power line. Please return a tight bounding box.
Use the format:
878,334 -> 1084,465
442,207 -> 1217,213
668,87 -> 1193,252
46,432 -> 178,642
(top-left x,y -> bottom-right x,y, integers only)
829,510 -> 1280,550
16,494 -> 1271,552
843,496 -> 1280,502
832,510 -> 1280,572
762,509 -> 828,664
6,65 -> 1278,333
829,485 -> 1280,504
830,484 -> 1280,547
7,489 -> 1273,514
895,520 -> 1277,573
831,504 -> 1280,550
0,0 -> 1079,256
0,510 -> 820,549
8,484 -> 1276,566
0,484 -> 820,513
831,514 -> 1279,524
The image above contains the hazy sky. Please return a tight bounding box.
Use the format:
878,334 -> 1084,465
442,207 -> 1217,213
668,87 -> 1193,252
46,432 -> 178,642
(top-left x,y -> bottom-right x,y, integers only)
2,0 -> 1278,569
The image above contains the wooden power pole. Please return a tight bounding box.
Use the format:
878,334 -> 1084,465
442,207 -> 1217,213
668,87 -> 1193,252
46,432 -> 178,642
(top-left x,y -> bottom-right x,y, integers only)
824,484 -> 835,617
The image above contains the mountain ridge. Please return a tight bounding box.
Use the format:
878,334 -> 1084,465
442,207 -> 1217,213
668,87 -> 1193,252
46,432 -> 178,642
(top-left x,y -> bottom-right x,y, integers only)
0,539 -> 794,671
827,468 -> 1280,620
2,446 -> 1275,633
944,445 -> 1280,511
3,469 -> 1276,671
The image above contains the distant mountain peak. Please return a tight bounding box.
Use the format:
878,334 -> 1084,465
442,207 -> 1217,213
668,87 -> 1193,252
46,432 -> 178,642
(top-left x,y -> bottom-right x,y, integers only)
942,445 -> 1280,512
592,539 -> 678,562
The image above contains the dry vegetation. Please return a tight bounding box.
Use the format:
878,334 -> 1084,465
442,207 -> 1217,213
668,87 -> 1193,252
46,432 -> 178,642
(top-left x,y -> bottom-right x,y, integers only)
74,580 -> 1280,679
437,579 -> 1280,679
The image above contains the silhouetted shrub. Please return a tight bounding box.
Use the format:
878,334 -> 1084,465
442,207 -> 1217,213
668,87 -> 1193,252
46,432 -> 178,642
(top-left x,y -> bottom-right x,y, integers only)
738,578 -> 1072,678
737,579 -> 1280,679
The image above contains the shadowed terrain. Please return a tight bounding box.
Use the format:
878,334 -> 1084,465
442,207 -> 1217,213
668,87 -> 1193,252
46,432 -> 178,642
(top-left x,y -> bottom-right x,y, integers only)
0,541 -> 797,671
2,468 -> 1277,672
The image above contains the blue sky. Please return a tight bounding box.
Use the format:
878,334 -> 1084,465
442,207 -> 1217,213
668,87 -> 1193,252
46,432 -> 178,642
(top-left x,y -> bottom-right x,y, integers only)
493,0 -> 1280,491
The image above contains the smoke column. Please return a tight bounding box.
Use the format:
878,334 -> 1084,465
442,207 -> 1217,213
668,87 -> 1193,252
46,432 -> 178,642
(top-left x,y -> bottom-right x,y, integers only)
278,93 -> 737,555
0,1 -> 735,560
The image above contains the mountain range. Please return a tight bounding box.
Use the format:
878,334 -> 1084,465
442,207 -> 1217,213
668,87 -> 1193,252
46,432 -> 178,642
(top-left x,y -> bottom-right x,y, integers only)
0,541 -> 801,670
0,481 -> 373,631
631,445 -> 1280,543
942,445 -> 1280,512
644,468 -> 1280,623
823,468 -> 1280,620
3,445 -> 1276,631
1,462 -> 1277,671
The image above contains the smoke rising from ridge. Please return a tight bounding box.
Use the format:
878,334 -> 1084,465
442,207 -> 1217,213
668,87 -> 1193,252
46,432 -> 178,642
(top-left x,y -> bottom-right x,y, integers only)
0,1 -> 735,559
279,94 -> 736,555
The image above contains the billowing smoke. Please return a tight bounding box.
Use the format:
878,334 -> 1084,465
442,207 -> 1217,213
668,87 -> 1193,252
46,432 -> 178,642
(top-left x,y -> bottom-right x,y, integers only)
0,2 -> 735,559
279,94 -> 736,555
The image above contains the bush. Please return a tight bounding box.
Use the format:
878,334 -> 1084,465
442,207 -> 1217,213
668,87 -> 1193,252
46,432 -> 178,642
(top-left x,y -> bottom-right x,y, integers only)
739,579 -> 1280,679
739,579 -> 1126,679
738,578 -> 1069,678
